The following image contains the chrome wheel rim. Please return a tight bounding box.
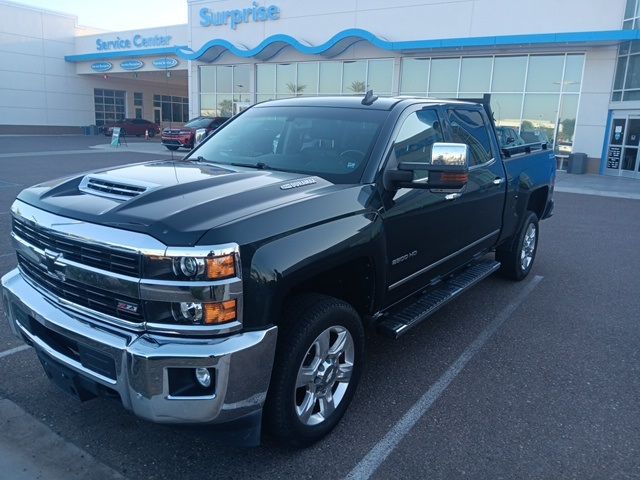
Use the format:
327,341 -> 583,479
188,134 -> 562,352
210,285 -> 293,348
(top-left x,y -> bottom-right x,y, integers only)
294,325 -> 355,426
520,223 -> 537,271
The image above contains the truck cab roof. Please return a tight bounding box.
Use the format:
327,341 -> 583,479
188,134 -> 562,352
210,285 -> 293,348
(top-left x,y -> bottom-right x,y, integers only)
254,95 -> 481,111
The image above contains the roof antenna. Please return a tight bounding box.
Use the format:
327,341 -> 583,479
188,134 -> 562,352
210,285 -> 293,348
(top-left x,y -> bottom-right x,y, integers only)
361,89 -> 378,106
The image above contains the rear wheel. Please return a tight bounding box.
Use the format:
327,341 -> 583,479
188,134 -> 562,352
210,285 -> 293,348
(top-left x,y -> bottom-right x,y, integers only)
264,294 -> 364,447
496,211 -> 539,281
165,145 -> 179,151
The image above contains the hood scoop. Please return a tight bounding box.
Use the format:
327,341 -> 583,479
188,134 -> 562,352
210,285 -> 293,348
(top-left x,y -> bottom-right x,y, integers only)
79,174 -> 160,200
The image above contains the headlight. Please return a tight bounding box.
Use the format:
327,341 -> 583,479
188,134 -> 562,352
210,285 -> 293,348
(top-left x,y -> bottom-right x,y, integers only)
143,254 -> 236,280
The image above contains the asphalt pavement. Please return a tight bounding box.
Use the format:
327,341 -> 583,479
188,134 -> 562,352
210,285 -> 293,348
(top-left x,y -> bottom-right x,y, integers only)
0,136 -> 639,479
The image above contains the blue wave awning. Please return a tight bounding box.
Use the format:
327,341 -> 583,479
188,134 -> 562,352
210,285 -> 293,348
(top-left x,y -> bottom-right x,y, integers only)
65,29 -> 640,63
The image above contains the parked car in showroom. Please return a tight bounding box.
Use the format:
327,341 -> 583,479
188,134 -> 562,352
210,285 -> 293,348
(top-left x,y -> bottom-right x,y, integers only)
103,118 -> 160,137
161,116 -> 229,151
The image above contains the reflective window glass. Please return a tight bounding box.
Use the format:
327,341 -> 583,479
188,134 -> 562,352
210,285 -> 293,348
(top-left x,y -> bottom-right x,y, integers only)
319,62 -> 341,94
429,58 -> 459,93
400,58 -> 429,94
459,57 -> 492,93
217,94 -> 233,117
562,55 -> 584,92
234,64 -> 251,94
555,94 -> 579,154
625,0 -> 636,18
614,56 -> 628,90
367,59 -> 393,94
276,63 -> 296,95
200,67 -> 215,93
623,90 -> 640,101
491,94 -> 523,127
215,66 -> 231,93
257,64 -> 275,95
492,56 -> 527,92
625,54 -> 640,89
521,94 -> 559,144
526,56 -> 564,92
297,62 -> 318,96
342,61 -> 367,93
200,94 -> 216,116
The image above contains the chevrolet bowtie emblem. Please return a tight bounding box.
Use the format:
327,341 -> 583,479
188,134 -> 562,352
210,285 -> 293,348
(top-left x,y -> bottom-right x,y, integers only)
43,249 -> 66,281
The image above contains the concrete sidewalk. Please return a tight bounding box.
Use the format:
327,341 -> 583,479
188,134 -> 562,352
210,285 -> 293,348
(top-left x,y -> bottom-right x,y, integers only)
555,171 -> 640,200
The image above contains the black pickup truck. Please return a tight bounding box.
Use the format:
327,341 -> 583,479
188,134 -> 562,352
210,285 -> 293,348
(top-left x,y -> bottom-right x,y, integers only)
1,94 -> 555,447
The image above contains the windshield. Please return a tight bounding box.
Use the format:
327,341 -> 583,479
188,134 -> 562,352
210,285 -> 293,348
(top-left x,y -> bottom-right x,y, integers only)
189,106 -> 387,184
185,117 -> 214,129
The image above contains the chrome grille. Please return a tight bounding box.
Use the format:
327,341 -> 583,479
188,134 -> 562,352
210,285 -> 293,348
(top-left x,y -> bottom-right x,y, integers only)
17,252 -> 143,323
12,217 -> 141,277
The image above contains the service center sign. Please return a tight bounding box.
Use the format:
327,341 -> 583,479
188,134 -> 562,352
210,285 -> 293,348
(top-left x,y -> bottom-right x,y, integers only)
96,34 -> 172,51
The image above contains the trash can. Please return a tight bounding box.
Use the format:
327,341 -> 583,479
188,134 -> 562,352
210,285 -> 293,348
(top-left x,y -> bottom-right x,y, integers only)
567,152 -> 588,174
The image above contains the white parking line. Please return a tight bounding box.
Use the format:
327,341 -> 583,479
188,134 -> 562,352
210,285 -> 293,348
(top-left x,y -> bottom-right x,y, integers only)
0,345 -> 29,359
345,275 -> 544,480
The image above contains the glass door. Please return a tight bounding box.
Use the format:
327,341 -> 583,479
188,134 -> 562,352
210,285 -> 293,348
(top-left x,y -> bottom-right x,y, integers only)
606,114 -> 640,178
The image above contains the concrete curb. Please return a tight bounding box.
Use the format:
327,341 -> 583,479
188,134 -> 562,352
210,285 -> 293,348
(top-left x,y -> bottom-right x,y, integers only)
0,398 -> 125,480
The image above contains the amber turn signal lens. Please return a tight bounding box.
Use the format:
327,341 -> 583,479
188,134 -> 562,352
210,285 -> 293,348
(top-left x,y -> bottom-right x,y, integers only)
206,255 -> 236,279
203,300 -> 237,325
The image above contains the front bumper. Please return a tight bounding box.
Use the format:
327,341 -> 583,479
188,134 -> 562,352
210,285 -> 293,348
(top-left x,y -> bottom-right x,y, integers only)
1,268 -> 277,425
161,135 -> 192,147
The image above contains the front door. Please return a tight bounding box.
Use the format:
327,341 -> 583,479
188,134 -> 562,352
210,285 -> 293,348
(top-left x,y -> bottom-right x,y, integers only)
381,106 -> 505,305
605,113 -> 640,178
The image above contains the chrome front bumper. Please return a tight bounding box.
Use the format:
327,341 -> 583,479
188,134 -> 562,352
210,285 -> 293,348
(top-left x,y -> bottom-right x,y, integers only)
1,268 -> 277,425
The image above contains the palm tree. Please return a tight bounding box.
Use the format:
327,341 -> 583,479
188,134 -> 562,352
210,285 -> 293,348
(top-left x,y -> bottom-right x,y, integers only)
348,81 -> 366,93
286,82 -> 306,96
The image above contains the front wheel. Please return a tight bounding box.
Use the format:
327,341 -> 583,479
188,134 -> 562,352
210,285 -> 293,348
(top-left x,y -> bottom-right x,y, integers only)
264,294 -> 364,447
496,211 -> 539,281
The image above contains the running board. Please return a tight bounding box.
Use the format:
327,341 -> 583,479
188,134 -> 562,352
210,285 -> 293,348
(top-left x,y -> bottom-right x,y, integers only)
377,260 -> 501,339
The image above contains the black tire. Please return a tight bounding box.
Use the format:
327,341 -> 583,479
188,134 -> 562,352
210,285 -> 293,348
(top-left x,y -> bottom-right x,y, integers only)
165,145 -> 179,151
120,129 -> 126,136
496,211 -> 539,281
264,294 -> 364,447
148,131 -> 155,138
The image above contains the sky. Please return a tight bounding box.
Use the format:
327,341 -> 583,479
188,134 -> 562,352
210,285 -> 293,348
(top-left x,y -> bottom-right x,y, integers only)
12,0 -> 188,30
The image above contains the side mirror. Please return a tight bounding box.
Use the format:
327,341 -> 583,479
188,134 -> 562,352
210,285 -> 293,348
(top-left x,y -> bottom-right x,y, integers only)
391,142 -> 469,190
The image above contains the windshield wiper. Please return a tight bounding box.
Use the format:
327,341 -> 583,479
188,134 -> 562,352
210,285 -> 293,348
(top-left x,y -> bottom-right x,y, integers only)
229,162 -> 271,170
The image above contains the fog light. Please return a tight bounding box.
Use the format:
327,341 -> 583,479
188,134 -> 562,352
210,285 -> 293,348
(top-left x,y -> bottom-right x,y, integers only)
173,302 -> 203,323
195,368 -> 211,388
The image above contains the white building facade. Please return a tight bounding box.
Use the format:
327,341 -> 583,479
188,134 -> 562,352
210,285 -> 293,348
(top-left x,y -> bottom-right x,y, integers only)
2,0 -> 640,177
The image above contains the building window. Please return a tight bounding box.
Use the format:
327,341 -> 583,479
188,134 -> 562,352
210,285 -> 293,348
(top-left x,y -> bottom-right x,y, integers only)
254,59 -> 394,102
94,89 -> 125,126
200,64 -> 252,117
153,94 -> 189,123
613,0 -> 640,101
399,53 -> 584,159
134,92 -> 143,119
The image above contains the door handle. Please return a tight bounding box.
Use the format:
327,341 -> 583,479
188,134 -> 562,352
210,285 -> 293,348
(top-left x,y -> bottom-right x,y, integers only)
493,177 -> 505,185
445,192 -> 462,201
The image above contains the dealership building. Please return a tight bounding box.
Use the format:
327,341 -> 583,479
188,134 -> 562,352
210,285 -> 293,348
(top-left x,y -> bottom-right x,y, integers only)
2,0 -> 640,178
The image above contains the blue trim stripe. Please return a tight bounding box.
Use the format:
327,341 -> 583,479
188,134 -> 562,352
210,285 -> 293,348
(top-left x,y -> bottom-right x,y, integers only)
65,28 -> 640,63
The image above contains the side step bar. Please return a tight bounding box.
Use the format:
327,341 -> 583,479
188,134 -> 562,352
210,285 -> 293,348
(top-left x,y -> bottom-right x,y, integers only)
377,259 -> 501,339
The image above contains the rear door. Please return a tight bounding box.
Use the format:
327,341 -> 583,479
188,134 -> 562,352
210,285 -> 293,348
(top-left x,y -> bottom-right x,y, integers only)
441,106 -> 506,255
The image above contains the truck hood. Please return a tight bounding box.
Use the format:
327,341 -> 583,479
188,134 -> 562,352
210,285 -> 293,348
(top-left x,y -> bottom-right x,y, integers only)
17,160 -> 360,246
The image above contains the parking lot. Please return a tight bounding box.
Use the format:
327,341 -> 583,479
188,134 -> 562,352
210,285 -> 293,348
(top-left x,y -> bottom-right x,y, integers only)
0,136 -> 639,479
